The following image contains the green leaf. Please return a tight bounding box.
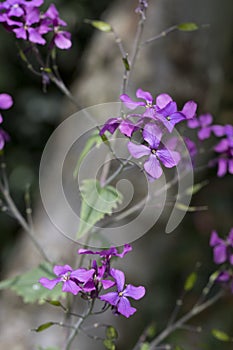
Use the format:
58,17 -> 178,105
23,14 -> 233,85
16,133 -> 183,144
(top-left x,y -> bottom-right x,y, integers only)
184,272 -> 197,291
175,202 -> 208,212
73,130 -> 103,179
77,179 -> 123,239
178,22 -> 198,31
140,343 -> 150,350
106,326 -> 118,340
103,339 -> 116,350
46,300 -> 64,308
85,19 -> 112,32
185,180 -> 209,196
212,329 -> 230,342
122,57 -> 130,71
0,262 -> 66,304
33,322 -> 55,332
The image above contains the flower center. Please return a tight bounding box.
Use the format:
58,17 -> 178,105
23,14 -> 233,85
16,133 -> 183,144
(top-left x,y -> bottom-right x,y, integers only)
151,149 -> 156,154
118,291 -> 123,297
62,273 -> 70,282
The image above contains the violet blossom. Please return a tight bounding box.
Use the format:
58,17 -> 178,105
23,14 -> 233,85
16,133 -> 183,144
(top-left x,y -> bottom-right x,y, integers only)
120,89 -> 197,133
99,268 -> 146,318
0,93 -> 13,149
210,229 -> 233,265
39,264 -> 95,295
128,123 -> 180,179
212,124 -> 233,177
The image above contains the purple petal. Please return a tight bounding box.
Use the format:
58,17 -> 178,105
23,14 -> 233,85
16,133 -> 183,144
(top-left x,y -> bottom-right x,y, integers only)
100,292 -> 119,306
187,118 -> 200,129
117,297 -> 136,318
136,88 -> 153,104
71,268 -> 95,283
124,284 -> 146,300
157,149 -> 180,168
128,142 -> 150,158
169,112 -> 186,126
212,125 -> 225,137
53,264 -> 72,276
28,27 -> 46,45
210,231 -> 222,246
227,229 -> 233,246
115,244 -> 132,258
213,244 -> 227,264
198,127 -> 211,140
230,255 -> 233,265
119,120 -> 137,137
199,113 -> 212,127
8,6 -> 24,17
82,280 -> 96,292
214,139 -> 229,153
156,93 -> 172,109
110,268 -> 125,292
217,271 -> 230,282
54,31 -> 72,50
45,3 -> 59,20
157,101 -> 177,117
0,93 -> 13,109
181,101 -> 197,119
228,159 -> 233,174
13,27 -> 27,40
225,124 -> 233,138
120,94 -> 145,110
62,280 -> 81,295
26,7 -> 40,25
144,154 -> 163,179
78,248 -> 96,255
142,123 -> 162,149
217,158 -> 227,177
99,117 -> 121,135
102,279 -> 116,289
39,277 -> 61,290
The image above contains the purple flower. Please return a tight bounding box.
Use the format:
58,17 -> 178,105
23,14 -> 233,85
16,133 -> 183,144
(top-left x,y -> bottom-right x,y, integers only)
0,93 -> 13,121
99,268 -> 145,318
210,229 -> 233,265
99,117 -> 142,138
120,89 -> 197,133
128,123 -> 180,179
212,125 -> 233,177
39,264 -> 95,295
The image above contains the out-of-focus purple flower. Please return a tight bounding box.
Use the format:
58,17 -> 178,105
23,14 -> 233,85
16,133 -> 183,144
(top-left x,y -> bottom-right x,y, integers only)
135,0 -> 148,19
99,268 -> 145,318
216,270 -> 233,293
120,89 -> 197,133
39,264 -> 95,295
210,229 -> 233,265
187,113 -> 213,140
0,93 -> 13,149
128,123 -> 180,179
212,125 -> 233,177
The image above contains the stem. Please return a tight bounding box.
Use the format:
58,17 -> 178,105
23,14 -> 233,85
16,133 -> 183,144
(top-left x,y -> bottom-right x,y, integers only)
141,26 -> 177,46
0,182 -> 52,264
148,291 -> 224,349
64,300 -> 94,350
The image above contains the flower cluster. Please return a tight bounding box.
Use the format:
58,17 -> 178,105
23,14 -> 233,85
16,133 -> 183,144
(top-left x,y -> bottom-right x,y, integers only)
210,228 -> 233,293
0,93 -> 13,149
187,113 -> 233,177
39,244 -> 146,318
0,0 -> 71,49
100,88 -> 197,180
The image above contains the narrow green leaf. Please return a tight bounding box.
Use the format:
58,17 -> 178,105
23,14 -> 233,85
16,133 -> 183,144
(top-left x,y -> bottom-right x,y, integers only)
209,270 -> 220,283
46,300 -> 64,308
175,203 -> 208,212
33,322 -> 55,332
0,262 -> 66,304
178,22 -> 198,31
73,130 -> 103,179
146,323 -> 156,338
103,339 -> 116,350
184,272 -> 197,291
19,50 -> 27,63
212,329 -> 230,342
140,343 -> 150,350
77,179 -> 123,239
122,57 -> 130,71
106,326 -> 118,340
85,19 -> 112,32
185,180 -> 209,196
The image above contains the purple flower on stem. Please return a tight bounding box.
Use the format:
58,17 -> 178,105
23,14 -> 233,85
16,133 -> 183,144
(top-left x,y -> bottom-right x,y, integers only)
39,264 -> 95,295
212,125 -> 233,177
0,93 -> 13,121
216,270 -> 233,293
210,229 -> 233,265
120,89 -> 197,133
99,268 -> 146,318
128,123 -> 180,179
